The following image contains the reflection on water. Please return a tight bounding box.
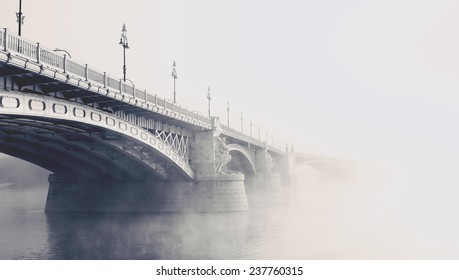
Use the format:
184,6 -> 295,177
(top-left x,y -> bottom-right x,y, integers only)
45,212 -> 249,260
2,162 -> 459,259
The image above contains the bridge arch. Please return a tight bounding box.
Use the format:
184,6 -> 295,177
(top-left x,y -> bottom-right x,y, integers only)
296,158 -> 349,181
297,159 -> 346,171
0,90 -> 194,181
226,143 -> 257,176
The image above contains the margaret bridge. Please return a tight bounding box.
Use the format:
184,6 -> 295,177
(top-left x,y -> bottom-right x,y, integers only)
0,29 -> 344,212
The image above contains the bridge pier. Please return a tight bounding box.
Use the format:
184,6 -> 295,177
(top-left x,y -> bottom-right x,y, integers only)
45,173 -> 248,213
277,152 -> 297,185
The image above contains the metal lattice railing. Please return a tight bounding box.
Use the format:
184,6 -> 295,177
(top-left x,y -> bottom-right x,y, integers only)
154,130 -> 189,161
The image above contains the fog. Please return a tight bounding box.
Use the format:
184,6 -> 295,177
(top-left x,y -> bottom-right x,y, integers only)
2,0 -> 459,259
0,154 -> 49,189
3,150 -> 459,259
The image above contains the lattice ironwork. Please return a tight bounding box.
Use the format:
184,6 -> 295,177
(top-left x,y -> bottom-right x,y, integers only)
154,130 -> 189,161
114,110 -> 190,162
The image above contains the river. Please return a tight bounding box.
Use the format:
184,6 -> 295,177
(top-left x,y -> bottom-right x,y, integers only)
1,157 -> 459,259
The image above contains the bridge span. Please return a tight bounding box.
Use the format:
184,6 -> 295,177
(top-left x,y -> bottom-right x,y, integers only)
0,29 -> 338,212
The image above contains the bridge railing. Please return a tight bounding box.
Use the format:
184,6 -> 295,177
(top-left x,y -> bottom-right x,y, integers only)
0,28 -> 211,128
220,124 -> 286,155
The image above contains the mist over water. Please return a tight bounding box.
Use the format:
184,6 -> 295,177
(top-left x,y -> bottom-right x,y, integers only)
1,153 -> 459,259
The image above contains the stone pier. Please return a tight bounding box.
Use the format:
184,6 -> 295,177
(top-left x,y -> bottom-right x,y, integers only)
45,173 -> 248,213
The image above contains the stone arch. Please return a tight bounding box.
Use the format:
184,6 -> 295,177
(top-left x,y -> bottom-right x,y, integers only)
226,143 -> 257,175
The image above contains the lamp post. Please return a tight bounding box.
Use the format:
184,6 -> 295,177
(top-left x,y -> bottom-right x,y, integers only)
124,78 -> 135,96
171,61 -> 178,103
125,79 -> 134,87
16,0 -> 24,36
53,49 -> 72,72
227,101 -> 230,126
119,23 -> 129,82
53,48 -> 72,58
207,87 -> 211,118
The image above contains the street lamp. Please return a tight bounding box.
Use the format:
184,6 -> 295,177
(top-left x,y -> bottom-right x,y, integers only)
171,61 -> 178,103
53,48 -> 72,58
227,101 -> 230,126
16,0 -> 24,36
124,78 -> 134,87
119,23 -> 129,82
207,87 -> 211,118
124,78 -> 135,96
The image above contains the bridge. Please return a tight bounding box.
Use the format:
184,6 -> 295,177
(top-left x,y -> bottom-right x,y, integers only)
0,28 -> 342,212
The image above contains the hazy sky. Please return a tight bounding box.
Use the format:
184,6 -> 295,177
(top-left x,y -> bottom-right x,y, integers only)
2,0 -> 459,165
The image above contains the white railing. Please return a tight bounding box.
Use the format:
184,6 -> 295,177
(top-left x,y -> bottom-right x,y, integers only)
0,28 -> 285,153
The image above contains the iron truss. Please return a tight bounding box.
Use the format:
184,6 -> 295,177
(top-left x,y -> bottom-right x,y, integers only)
154,130 -> 189,161
114,111 -> 190,163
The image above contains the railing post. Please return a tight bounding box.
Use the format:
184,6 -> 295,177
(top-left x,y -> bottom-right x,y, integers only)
36,42 -> 41,64
154,94 -> 157,106
132,85 -> 135,98
103,72 -> 107,88
144,90 -> 147,101
84,64 -> 88,81
63,54 -> 67,73
2,28 -> 7,51
119,79 -> 122,94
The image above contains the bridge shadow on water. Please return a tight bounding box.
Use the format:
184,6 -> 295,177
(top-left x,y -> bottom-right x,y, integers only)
45,211 -> 250,260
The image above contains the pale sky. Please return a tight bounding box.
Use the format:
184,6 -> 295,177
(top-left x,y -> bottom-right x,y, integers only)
2,0 -> 459,166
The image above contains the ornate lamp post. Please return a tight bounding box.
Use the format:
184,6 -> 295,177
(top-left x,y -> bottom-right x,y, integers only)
171,61 -> 178,103
207,87 -> 211,118
119,23 -> 129,82
53,48 -> 72,58
16,0 -> 24,36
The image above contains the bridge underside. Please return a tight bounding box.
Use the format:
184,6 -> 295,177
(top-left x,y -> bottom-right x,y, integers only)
0,114 -> 176,182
